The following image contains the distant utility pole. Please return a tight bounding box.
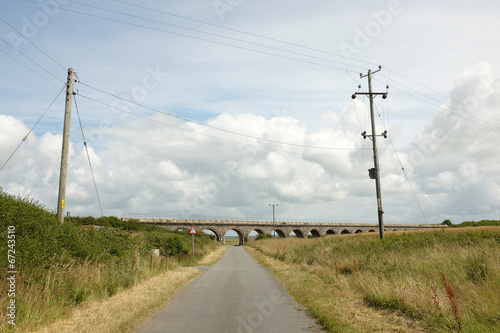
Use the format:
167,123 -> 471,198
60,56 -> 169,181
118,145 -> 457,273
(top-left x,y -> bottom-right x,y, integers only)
57,68 -> 75,223
352,65 -> 388,239
269,204 -> 278,237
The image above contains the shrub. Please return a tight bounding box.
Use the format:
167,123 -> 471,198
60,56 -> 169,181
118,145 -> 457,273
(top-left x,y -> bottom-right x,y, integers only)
256,233 -> 273,240
0,188 -> 220,332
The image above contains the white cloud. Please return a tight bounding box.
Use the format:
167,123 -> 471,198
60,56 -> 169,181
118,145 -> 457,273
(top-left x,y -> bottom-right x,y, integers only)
427,171 -> 459,191
3,61 -> 499,223
1,2 -> 500,224
404,63 -> 500,222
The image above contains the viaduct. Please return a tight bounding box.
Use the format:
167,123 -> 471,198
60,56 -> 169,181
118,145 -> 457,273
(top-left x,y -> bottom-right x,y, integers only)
122,218 -> 444,245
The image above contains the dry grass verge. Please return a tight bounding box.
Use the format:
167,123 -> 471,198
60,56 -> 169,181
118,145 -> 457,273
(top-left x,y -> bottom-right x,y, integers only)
27,244 -> 226,333
196,245 -> 227,266
29,267 -> 200,333
246,227 -> 500,332
246,246 -> 422,333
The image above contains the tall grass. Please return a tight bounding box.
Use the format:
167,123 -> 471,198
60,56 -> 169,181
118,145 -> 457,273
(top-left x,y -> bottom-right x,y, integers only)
0,189 -> 220,332
247,228 -> 500,332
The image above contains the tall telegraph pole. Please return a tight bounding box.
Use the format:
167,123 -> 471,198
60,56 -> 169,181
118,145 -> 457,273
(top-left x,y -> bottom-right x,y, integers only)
352,66 -> 388,239
269,204 -> 278,237
57,68 -> 75,223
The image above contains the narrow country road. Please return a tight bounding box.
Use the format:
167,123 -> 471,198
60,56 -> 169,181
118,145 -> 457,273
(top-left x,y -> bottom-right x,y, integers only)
136,246 -> 323,333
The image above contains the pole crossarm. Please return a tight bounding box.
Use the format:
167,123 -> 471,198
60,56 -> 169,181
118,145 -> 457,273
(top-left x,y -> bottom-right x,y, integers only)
355,92 -> 387,96
362,130 -> 387,140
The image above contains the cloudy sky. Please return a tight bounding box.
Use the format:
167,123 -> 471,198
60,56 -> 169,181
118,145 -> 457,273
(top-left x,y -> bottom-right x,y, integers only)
1,0 -> 499,225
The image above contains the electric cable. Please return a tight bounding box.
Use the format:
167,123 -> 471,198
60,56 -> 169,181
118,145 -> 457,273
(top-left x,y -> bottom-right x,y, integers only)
0,36 -> 65,85
0,47 -> 61,88
77,93 -> 364,158
308,122 -> 365,189
372,92 -> 435,236
15,0 -> 500,135
386,135 -> 437,244
60,0 -> 369,72
374,76 -> 500,132
76,81 -> 368,152
292,99 -> 354,193
20,0 -> 362,74
0,16 -> 67,71
0,85 -> 65,171
112,0 -> 379,69
384,70 -> 500,123
73,94 -> 105,217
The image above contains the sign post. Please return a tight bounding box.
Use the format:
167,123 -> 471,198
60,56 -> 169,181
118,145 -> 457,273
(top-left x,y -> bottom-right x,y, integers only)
189,225 -> 197,258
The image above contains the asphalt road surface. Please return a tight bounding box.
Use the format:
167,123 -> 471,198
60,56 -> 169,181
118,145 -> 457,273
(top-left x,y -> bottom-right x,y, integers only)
136,246 -> 323,333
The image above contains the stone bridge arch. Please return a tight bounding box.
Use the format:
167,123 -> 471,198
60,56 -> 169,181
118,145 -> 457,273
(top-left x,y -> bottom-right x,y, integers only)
309,229 -> 321,238
200,227 -> 222,243
291,229 -> 305,238
221,227 -> 245,245
274,229 -> 286,238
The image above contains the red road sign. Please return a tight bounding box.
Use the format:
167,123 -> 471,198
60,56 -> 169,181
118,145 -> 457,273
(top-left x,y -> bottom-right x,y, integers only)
189,225 -> 197,234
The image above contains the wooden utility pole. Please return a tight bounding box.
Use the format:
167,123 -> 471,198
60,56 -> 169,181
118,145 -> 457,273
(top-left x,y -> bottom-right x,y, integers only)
57,68 -> 75,223
353,66 -> 388,239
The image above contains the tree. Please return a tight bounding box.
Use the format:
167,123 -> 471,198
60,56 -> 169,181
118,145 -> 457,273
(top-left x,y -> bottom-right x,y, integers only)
441,219 -> 453,227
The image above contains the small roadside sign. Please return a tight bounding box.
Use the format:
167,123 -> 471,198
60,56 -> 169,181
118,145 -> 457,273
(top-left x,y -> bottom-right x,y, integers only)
190,225 -> 197,234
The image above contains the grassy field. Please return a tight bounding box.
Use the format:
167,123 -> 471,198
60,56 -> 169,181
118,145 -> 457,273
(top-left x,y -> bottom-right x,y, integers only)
224,238 -> 241,246
246,227 -> 500,332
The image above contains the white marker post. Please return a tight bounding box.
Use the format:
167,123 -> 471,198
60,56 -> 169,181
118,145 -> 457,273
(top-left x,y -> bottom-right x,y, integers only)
189,225 -> 197,258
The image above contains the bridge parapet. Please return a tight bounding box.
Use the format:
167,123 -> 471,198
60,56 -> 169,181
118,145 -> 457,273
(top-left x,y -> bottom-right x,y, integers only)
121,217 -> 445,244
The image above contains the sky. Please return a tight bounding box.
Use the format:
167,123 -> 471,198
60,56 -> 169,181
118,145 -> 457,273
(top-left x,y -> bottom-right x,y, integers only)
1,0 -> 499,225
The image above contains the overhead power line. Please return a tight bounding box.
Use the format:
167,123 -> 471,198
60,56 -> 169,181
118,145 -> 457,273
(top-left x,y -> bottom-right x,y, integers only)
77,92 -> 365,158
0,39 -> 63,87
0,85 -> 66,171
112,0 -> 379,68
0,47 -> 60,88
385,71 -> 500,124
65,0 -> 369,71
0,36 -> 65,85
0,16 -> 67,71
376,76 -> 500,132
73,95 -> 104,217
60,0 -> 500,133
102,1 -> 500,132
10,0 -> 500,140
24,0 -> 362,73
77,81 -> 367,152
